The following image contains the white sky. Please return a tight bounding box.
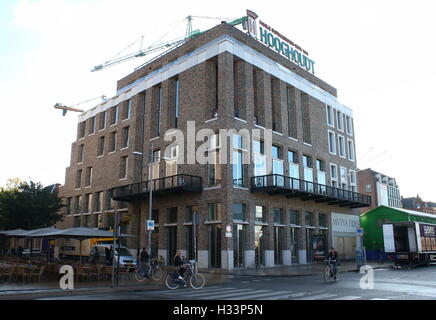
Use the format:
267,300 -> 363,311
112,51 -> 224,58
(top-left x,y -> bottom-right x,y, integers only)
0,0 -> 434,201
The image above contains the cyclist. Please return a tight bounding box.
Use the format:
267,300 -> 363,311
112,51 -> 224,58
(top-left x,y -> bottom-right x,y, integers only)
139,248 -> 151,278
174,250 -> 187,282
326,247 -> 339,279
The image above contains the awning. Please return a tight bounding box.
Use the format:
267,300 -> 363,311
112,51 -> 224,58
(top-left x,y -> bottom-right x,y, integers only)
29,227 -> 135,240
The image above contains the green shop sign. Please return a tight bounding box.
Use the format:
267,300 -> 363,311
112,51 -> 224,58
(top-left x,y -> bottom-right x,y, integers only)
259,26 -> 315,74
245,10 -> 315,74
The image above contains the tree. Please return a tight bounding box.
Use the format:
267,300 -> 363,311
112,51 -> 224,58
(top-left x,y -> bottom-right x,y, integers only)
0,180 -> 64,230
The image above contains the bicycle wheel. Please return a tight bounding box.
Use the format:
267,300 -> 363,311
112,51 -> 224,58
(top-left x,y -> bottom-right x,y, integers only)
334,268 -> 340,281
189,273 -> 205,289
151,266 -> 163,281
323,266 -> 332,282
165,273 -> 180,290
135,268 -> 146,282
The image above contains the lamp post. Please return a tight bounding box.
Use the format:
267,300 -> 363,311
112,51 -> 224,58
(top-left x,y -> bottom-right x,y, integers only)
133,145 -> 170,259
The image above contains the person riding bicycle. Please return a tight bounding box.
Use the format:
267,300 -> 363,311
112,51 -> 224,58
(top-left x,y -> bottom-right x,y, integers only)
174,250 -> 187,281
139,248 -> 151,279
326,247 -> 339,279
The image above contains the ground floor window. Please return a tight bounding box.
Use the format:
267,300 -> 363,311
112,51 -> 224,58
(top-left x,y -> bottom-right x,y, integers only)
186,225 -> 198,260
233,224 -> 246,268
306,228 -> 315,263
290,227 -> 300,264
167,226 -> 177,265
209,224 -> 222,268
254,225 -> 265,266
274,226 -> 284,265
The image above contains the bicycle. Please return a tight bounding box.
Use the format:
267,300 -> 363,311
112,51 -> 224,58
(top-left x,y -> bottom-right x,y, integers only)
323,259 -> 340,282
135,257 -> 163,282
165,260 -> 205,290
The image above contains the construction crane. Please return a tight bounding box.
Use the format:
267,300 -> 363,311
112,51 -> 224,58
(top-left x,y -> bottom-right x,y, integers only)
91,15 -> 248,73
54,95 -> 107,116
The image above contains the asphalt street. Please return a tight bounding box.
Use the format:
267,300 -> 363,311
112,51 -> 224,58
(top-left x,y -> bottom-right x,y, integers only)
37,265 -> 436,300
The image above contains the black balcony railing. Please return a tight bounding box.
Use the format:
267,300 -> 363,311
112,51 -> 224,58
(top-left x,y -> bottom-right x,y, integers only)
251,174 -> 371,208
112,174 -> 202,202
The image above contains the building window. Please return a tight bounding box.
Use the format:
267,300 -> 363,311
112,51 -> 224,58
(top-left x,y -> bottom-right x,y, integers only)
232,134 -> 244,187
75,195 -> 82,214
365,184 -> 371,192
255,206 -> 266,223
338,135 -> 346,158
346,116 -> 353,135
94,191 -> 102,212
326,105 -> 334,127
287,86 -> 297,138
83,193 -> 92,213
290,209 -> 300,225
253,139 -> 264,155
233,203 -> 246,222
155,86 -> 162,136
207,133 -> 221,186
274,208 -> 284,224
110,105 -> 118,126
123,99 -> 131,120
77,144 -> 84,163
88,116 -> 96,135
119,156 -> 128,179
272,145 -> 284,186
97,136 -> 105,156
304,212 -> 314,227
319,213 -> 327,228
274,226 -> 284,265
186,205 -> 199,223
66,197 -> 72,216
340,166 -> 347,189
78,121 -> 86,139
330,164 -> 338,188
347,139 -> 355,161
303,155 -> 312,168
109,132 -> 116,152
85,166 -> 92,187
174,79 -> 180,128
122,126 -> 129,149
207,203 -> 222,221
75,169 -> 82,189
98,111 -> 106,130
167,207 -> 178,223
336,110 -> 343,131
328,130 -> 336,155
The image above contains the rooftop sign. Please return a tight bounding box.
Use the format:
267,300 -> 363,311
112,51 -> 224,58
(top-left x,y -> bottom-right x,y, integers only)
245,10 -> 316,74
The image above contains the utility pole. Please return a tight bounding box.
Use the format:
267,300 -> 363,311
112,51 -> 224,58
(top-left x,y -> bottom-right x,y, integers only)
147,143 -> 154,258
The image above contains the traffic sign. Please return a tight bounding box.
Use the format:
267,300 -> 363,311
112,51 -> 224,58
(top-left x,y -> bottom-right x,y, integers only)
356,228 -> 363,236
226,225 -> 232,233
146,220 -> 155,231
225,232 -> 232,238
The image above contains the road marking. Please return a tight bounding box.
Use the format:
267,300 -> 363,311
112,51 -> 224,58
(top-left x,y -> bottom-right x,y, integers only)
370,298 -> 389,300
173,288 -> 248,298
332,296 -> 361,300
234,291 -> 291,300
198,289 -> 263,300
296,293 -> 338,300
152,286 -> 232,295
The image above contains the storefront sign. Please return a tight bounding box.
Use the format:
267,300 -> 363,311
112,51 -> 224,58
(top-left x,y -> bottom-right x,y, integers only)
331,213 -> 360,234
246,9 -> 316,74
419,223 -> 436,251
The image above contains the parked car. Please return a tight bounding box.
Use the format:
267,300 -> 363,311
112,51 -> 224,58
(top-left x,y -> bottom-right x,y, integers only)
94,244 -> 137,267
22,248 -> 42,255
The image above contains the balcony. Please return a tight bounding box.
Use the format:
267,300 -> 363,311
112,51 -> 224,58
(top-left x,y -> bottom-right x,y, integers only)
112,174 -> 203,202
250,174 -> 371,208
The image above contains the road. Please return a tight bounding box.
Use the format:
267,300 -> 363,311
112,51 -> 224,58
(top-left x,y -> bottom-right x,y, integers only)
37,265 -> 436,300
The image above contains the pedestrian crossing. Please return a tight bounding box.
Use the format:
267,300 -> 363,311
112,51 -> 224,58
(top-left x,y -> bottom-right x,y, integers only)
149,286 -> 390,300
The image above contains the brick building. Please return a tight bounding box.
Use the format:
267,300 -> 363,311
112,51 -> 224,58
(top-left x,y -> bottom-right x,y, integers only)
357,168 -> 402,212
402,195 -> 436,214
58,17 -> 370,270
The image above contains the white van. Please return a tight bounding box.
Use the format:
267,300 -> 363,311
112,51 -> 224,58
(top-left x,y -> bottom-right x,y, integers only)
93,244 -> 137,267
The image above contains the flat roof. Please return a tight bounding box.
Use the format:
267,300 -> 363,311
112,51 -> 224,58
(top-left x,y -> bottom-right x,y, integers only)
361,205 -> 436,220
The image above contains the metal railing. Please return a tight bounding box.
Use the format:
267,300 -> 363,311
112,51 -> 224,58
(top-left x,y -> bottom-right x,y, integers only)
112,174 -> 202,200
251,174 -> 371,206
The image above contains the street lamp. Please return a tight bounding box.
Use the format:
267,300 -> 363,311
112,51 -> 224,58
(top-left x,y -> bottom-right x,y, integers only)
132,146 -> 171,259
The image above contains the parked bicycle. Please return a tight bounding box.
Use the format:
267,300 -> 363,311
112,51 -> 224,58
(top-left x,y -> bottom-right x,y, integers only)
323,259 -> 340,282
135,256 -> 163,282
165,259 -> 205,290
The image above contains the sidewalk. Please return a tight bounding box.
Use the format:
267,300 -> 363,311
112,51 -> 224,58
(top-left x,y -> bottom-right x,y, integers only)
201,260 -> 393,277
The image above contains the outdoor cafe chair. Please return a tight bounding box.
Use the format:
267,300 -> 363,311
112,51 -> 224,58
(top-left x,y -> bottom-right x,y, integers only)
88,265 -> 101,281
74,266 -> 89,281
29,266 -> 45,282
14,265 -> 30,282
99,266 -> 112,281
0,265 -> 13,282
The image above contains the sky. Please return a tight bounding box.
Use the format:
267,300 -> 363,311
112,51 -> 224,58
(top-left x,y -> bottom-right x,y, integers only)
0,0 -> 435,201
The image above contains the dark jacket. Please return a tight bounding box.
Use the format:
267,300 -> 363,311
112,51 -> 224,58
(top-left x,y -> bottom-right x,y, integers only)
174,255 -> 184,267
140,250 -> 150,262
327,251 -> 338,261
